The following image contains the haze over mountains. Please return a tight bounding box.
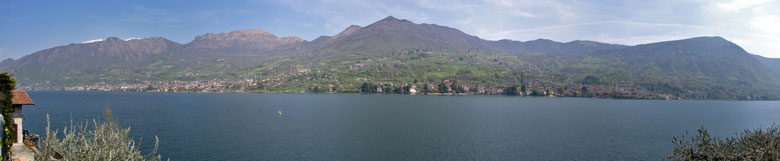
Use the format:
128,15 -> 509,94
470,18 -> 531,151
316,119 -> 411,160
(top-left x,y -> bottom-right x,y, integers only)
2,16 -> 779,99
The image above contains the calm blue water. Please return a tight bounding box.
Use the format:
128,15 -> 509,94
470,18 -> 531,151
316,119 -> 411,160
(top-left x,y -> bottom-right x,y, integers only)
20,91 -> 780,160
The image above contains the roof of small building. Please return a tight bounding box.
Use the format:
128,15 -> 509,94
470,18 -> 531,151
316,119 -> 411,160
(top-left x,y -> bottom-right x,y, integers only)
11,90 -> 34,105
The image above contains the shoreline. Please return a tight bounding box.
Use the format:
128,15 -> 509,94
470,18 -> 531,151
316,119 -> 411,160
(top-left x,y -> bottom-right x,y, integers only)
23,90 -> 779,101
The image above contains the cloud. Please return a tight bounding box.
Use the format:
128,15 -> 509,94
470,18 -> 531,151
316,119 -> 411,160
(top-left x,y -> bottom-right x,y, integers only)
698,0 -> 780,57
121,5 -> 228,26
749,15 -> 780,36
483,0 -> 578,20
716,0 -> 773,12
277,0 -> 573,35
479,20 -> 711,42
278,0 -> 432,33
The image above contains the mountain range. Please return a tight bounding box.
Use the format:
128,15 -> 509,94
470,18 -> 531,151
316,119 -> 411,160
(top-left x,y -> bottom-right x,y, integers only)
2,16 -> 779,99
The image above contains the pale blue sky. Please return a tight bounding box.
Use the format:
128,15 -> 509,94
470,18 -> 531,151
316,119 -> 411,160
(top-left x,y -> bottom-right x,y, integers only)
1,0 -> 779,59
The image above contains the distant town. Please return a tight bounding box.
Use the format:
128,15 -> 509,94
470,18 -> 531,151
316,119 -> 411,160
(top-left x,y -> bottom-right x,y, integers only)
57,77 -> 679,100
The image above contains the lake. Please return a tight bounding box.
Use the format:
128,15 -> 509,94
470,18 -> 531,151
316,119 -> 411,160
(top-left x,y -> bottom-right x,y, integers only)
21,91 -> 780,160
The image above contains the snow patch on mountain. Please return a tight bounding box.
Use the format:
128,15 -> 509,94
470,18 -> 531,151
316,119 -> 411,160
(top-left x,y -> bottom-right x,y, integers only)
81,39 -> 105,43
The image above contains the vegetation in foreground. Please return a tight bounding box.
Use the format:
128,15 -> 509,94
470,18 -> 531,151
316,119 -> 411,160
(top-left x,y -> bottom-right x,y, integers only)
1,71 -> 16,160
34,107 -> 166,161
669,125 -> 780,160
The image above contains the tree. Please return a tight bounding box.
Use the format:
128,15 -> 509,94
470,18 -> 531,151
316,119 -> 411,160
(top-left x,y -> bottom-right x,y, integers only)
455,86 -> 466,93
520,84 -> 526,95
609,91 -> 618,98
531,89 -> 540,96
0,71 -> 15,160
504,86 -> 518,95
520,72 -> 525,84
581,86 -> 588,96
360,82 -> 369,92
669,125 -> 780,160
450,81 -> 465,93
556,87 -> 565,96
582,75 -> 600,84
312,86 -> 321,93
402,85 -> 412,94
437,82 -> 449,93
390,86 -> 401,93
360,82 -> 377,93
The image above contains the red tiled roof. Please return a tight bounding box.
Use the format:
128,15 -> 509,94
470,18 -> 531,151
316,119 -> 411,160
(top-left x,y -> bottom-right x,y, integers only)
11,90 -> 34,105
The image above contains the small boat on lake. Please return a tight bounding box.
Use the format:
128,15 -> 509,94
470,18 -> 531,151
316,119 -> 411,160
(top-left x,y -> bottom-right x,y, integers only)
278,110 -> 283,115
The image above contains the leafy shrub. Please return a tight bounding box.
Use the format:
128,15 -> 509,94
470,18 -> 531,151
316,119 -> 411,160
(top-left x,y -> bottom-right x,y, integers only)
34,109 -> 166,161
669,125 -> 780,160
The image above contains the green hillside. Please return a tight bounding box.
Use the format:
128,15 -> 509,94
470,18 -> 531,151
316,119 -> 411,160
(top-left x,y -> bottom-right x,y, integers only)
1,17 -> 779,100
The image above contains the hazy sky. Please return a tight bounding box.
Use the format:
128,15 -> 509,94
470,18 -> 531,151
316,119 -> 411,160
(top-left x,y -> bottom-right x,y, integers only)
1,0 -> 778,59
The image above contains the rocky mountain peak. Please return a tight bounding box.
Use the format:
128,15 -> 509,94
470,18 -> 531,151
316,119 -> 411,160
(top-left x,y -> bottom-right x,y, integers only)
379,16 -> 401,22
368,16 -> 415,28
189,29 -> 303,50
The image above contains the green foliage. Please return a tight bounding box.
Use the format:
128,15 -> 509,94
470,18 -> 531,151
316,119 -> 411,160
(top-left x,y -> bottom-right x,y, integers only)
401,85 -> 412,94
669,125 -> 780,160
35,109 -> 166,161
360,82 -> 378,93
571,37 -> 780,99
581,75 -> 600,85
503,86 -> 518,95
437,82 -> 449,93
531,89 -> 541,96
520,84 -> 526,94
608,91 -> 618,98
556,87 -> 565,95
311,86 -> 329,93
0,71 -> 15,160
581,86 -> 589,96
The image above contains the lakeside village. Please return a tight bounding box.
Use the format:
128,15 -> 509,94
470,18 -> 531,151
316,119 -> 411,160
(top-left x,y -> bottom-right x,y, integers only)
57,77 -> 679,100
